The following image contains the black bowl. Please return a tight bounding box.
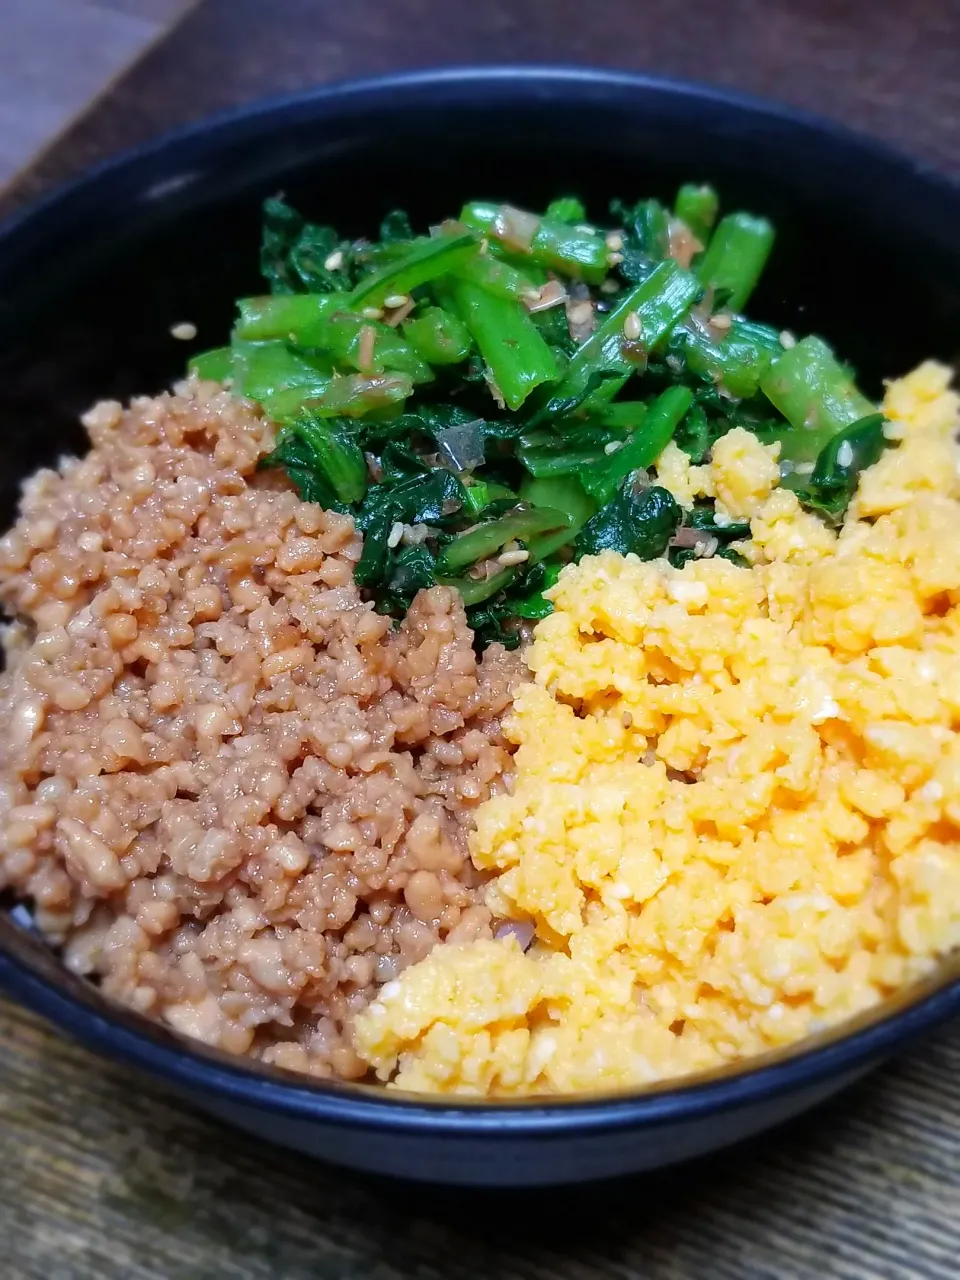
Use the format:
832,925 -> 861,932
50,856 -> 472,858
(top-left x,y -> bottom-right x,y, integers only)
1,67 -> 959,1187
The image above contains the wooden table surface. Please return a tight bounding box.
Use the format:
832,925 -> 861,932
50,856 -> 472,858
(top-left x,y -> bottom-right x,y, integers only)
2,2 -> 960,1276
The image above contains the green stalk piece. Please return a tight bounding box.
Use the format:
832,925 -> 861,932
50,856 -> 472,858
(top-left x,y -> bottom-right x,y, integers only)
681,317 -> 784,400
315,313 -> 433,382
235,293 -> 347,344
544,196 -> 587,224
519,475 -> 598,560
462,479 -> 517,518
760,336 -> 876,464
348,233 -> 479,309
673,184 -> 719,247
437,506 -> 570,573
188,346 -> 233,381
452,254 -> 539,302
450,280 -> 559,410
696,212 -> 775,312
460,201 -> 609,284
584,385 -> 693,505
439,566 -> 518,606
231,340 -> 332,415
310,372 -> 415,418
551,260 -> 701,406
402,306 -> 473,365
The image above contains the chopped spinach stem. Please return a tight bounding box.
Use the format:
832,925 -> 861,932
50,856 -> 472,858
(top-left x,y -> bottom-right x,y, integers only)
188,191 -> 883,645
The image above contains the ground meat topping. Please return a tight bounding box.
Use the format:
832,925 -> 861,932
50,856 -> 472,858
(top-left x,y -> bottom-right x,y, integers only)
0,380 -> 522,1078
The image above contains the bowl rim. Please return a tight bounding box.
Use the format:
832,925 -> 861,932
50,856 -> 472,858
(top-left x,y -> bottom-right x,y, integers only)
1,63 -> 959,1135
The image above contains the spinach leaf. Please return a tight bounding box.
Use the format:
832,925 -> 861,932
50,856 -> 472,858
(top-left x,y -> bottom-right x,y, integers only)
685,504 -> 750,541
465,559 -> 555,650
466,604 -> 522,650
378,544 -> 439,612
611,197 -> 669,284
672,402 -> 715,464
668,547 -> 698,569
261,416 -> 365,505
575,483 -> 680,559
530,303 -> 577,359
716,546 -> 749,567
260,197 -> 355,294
378,441 -> 431,485
379,209 -> 415,243
792,412 -> 886,525
354,506 -> 394,588
512,560 -> 562,619
810,412 -> 886,490
355,469 -> 466,534
525,370 -> 623,431
282,466 -> 341,510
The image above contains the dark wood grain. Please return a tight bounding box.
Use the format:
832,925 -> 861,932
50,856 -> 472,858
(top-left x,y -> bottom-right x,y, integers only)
1,1 -> 959,1275
4,0 -> 960,219
2,994 -> 959,1280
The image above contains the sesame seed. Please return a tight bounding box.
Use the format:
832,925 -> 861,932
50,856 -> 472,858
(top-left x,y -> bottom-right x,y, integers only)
780,330 -> 797,348
622,311 -> 642,341
401,523 -> 430,546
600,278 -> 620,294
836,441 -> 854,468
324,250 -> 344,271
567,300 -> 593,325
604,440 -> 621,455
362,306 -> 384,320
605,231 -> 624,251
497,549 -> 530,567
386,521 -> 404,549
621,711 -> 633,728
383,293 -> 409,309
710,313 -> 733,331
607,251 -> 624,266
384,297 -> 416,327
170,322 -> 197,340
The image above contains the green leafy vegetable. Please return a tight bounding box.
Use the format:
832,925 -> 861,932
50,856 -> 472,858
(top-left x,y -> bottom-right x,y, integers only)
192,189 -> 881,645
261,197 -> 356,294
551,260 -> 700,407
612,197 -> 670,283
379,209 -> 414,243
402,306 -> 472,365
584,385 -> 693,505
188,346 -> 233,381
545,196 -> 587,225
761,336 -> 877,463
575,483 -> 680,559
674,184 -> 719,248
790,412 -> 887,523
449,280 -> 559,410
460,201 -> 609,284
437,506 -> 570,573
697,212 -> 774,312
349,233 -> 479,310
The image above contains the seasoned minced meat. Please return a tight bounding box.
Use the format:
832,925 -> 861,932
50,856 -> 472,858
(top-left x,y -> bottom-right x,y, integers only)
0,380 -> 522,1079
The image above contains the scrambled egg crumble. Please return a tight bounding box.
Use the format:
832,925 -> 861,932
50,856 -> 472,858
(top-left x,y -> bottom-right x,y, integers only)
354,362 -> 960,1095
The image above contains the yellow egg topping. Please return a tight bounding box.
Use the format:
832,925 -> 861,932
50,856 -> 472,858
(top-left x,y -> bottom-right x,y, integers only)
354,362 -> 960,1096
